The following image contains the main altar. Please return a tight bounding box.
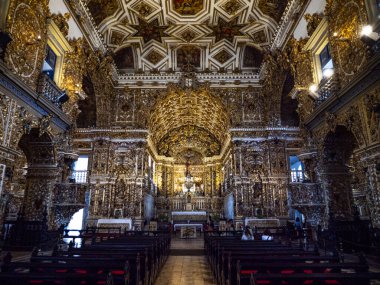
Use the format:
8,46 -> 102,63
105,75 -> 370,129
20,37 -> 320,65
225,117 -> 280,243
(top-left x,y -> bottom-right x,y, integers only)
172,211 -> 207,238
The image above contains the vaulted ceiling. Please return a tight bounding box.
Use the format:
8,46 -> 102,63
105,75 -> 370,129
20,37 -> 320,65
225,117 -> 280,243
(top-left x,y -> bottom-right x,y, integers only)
78,0 -> 295,162
149,87 -> 229,160
84,0 -> 290,73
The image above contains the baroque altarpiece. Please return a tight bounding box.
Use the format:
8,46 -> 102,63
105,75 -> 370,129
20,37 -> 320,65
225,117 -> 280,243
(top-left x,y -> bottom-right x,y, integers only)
0,0 -> 379,231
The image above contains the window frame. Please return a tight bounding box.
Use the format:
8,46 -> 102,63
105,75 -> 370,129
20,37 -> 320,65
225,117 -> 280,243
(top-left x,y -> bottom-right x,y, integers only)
303,18 -> 331,85
45,18 -> 72,87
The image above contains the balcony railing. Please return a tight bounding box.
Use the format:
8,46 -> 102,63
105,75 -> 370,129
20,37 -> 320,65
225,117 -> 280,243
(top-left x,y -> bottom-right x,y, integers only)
288,183 -> 325,206
314,75 -> 338,107
71,170 -> 88,184
37,73 -> 67,108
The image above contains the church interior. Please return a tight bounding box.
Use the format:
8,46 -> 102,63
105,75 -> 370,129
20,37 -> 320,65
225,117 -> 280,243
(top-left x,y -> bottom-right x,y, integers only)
0,0 -> 380,284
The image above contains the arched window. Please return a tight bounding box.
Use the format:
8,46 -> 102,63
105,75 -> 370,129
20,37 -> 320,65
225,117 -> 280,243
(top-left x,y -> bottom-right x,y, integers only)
289,155 -> 305,182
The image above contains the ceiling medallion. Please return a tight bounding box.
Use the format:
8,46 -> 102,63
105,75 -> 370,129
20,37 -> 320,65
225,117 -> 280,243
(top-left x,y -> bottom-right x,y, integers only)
136,2 -> 152,17
214,50 -> 233,64
181,30 -> 197,42
209,18 -> 245,44
130,19 -> 168,44
223,0 -> 242,15
173,0 -> 204,16
145,50 -> 165,65
110,30 -> 125,45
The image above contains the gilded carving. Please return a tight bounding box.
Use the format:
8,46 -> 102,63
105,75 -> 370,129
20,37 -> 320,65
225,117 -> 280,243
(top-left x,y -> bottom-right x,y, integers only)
327,0 -> 369,85
6,0 -> 49,88
50,13 -> 70,38
304,13 -> 324,37
173,0 -> 204,15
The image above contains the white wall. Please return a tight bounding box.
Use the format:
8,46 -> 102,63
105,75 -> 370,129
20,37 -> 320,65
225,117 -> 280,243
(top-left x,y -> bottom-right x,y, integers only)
49,0 -> 83,39
294,0 -> 326,40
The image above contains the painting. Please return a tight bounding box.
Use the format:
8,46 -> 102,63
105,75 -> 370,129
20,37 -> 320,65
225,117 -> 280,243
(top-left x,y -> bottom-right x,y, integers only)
113,46 -> 134,70
173,0 -> 204,15
243,45 -> 264,68
87,0 -> 119,25
176,45 -> 201,68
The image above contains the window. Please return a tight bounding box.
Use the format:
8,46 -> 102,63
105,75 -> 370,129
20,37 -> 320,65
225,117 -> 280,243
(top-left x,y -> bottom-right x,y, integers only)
289,155 -> 305,182
0,164 -> 5,196
44,19 -> 73,87
72,155 -> 89,183
319,43 -> 334,79
63,208 -> 84,246
304,18 -> 334,84
42,45 -> 57,80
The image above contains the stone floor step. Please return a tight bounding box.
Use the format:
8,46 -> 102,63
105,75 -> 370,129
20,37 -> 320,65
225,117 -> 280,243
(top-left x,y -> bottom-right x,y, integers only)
170,249 -> 204,256
154,255 -> 215,285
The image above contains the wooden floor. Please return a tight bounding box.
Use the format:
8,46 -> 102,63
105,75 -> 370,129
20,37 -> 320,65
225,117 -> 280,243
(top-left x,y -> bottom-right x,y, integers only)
154,235 -> 215,285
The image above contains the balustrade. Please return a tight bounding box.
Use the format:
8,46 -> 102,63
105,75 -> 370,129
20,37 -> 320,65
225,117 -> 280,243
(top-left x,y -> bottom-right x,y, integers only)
314,75 -> 338,107
37,73 -> 67,108
71,170 -> 88,183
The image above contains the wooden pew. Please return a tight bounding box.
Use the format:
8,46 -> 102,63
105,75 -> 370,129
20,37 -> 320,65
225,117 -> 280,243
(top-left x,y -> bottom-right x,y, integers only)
245,272 -> 380,285
1,231 -> 171,285
0,261 -> 130,285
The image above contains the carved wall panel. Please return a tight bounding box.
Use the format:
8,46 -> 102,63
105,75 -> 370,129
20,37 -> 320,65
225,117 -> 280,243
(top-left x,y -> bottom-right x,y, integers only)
5,0 -> 49,89
326,0 -> 370,86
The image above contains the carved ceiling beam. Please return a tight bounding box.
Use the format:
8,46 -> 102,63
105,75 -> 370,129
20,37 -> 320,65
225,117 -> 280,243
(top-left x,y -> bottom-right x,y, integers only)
64,0 -> 106,53
0,61 -> 71,132
117,72 -> 260,88
63,0 -> 119,81
230,127 -> 302,142
270,0 -> 307,49
74,128 -> 148,142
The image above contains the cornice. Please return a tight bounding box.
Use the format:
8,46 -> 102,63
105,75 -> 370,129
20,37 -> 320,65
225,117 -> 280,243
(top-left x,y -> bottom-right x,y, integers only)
230,127 -> 300,132
75,128 -> 148,134
117,71 -> 261,88
270,0 -> 302,49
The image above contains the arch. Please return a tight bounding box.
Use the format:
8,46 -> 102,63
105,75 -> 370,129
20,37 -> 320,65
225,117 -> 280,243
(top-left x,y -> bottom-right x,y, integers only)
242,45 -> 264,68
77,74 -> 97,128
149,87 -> 230,156
280,71 -> 299,126
18,128 -> 56,165
112,45 -> 135,70
323,125 -> 358,168
322,125 -> 358,218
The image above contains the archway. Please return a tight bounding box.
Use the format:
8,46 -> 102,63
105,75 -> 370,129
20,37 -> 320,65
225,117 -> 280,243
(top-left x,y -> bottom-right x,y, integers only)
18,128 -> 57,221
148,86 -> 230,211
322,125 -> 357,219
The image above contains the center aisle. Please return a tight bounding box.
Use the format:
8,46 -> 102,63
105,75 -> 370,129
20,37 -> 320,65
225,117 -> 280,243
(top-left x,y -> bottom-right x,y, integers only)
154,235 -> 216,285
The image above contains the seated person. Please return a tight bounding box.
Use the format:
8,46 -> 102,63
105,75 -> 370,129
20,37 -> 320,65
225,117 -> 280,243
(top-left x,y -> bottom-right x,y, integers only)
241,226 -> 254,240
261,229 -> 273,240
